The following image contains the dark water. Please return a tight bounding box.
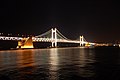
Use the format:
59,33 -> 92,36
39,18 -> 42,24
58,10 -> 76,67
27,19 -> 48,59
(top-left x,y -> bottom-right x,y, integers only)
0,47 -> 120,80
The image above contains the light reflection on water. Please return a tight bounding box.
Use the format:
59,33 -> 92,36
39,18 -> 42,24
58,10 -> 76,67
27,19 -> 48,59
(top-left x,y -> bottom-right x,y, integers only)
17,50 -> 35,68
49,48 -> 59,80
78,48 -> 95,77
0,48 -> 96,80
0,47 -> 119,80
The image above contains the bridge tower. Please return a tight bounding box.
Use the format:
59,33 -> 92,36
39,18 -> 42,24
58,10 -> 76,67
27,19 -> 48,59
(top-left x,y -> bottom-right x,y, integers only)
80,36 -> 84,46
51,28 -> 57,47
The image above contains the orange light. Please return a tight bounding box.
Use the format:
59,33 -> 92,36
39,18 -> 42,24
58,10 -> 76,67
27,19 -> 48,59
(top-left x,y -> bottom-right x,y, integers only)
21,46 -> 34,48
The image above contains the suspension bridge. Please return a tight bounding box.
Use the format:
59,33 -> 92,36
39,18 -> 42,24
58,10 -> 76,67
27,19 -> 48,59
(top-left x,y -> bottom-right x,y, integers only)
0,28 -> 95,48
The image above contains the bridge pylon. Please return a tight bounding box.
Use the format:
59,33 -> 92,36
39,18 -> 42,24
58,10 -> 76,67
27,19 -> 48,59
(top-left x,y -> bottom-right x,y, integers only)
51,28 -> 57,47
80,35 -> 84,46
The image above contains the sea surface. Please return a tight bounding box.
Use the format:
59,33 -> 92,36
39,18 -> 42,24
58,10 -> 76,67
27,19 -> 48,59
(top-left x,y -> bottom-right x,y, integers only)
0,47 -> 120,80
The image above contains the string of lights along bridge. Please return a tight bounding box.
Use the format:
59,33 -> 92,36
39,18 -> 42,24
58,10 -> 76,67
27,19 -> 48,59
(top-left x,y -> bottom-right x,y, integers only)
0,28 -> 96,48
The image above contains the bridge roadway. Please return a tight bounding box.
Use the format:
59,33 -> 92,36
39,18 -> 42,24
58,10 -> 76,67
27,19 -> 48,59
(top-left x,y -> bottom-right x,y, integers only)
0,36 -> 95,45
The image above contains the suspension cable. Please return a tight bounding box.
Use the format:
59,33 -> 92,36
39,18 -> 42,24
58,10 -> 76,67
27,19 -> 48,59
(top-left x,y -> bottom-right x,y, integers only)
35,29 -> 51,37
56,29 -> 68,39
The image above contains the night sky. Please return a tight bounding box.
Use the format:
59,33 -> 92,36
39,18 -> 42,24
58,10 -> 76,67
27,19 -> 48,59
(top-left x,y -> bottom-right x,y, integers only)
1,0 -> 120,43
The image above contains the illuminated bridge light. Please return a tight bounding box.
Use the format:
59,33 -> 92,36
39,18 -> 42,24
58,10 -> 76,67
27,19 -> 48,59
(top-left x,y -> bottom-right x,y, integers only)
0,28 -> 97,48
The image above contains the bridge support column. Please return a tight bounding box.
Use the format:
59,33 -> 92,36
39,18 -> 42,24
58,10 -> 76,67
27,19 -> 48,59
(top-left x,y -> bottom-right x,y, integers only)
51,28 -> 57,47
80,36 -> 84,46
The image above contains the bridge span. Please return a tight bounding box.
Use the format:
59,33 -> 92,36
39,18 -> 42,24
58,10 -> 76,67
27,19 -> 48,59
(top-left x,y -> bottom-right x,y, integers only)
0,28 -> 95,48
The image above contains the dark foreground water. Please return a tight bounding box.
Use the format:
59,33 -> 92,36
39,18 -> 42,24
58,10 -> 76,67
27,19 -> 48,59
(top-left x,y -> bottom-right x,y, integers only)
0,47 -> 120,80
